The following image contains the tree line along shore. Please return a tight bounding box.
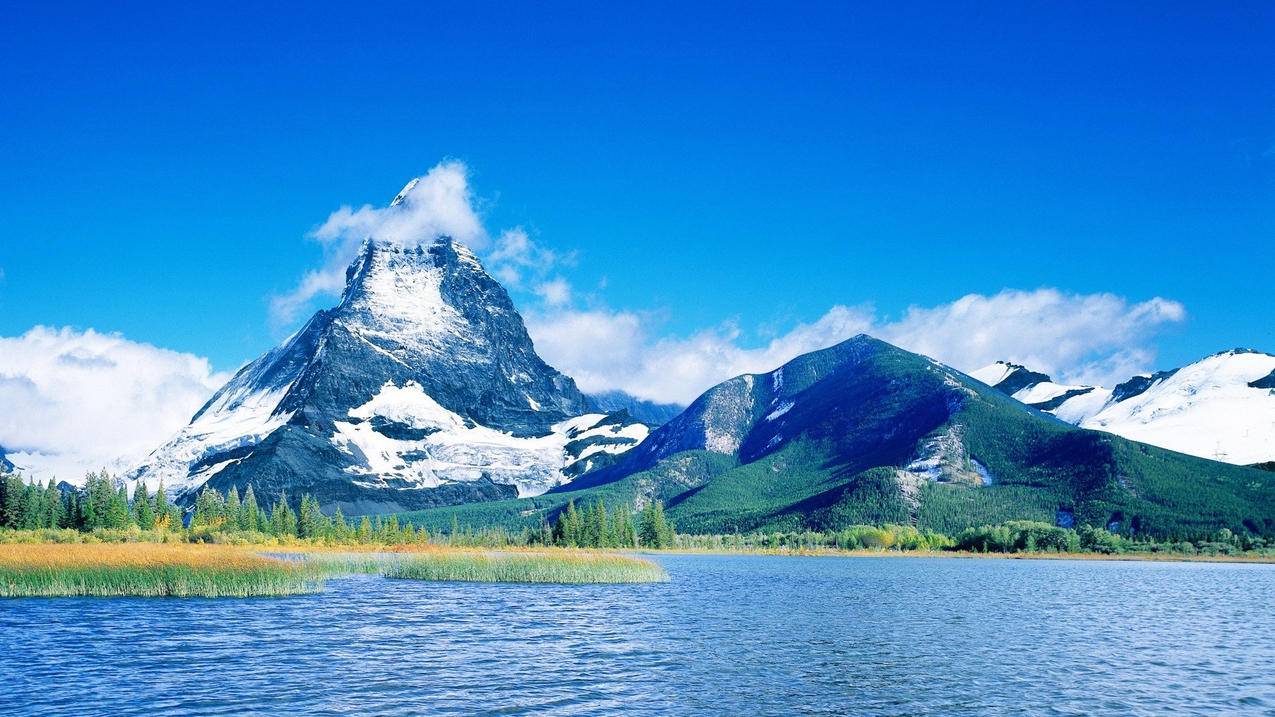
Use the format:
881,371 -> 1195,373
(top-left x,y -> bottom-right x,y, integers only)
2,472 -> 1271,560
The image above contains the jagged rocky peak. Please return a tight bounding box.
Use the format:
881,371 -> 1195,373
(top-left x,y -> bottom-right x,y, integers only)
308,234 -> 591,435
130,197 -> 642,513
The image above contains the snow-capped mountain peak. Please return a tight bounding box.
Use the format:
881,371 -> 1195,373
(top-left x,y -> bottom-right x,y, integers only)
972,349 -> 1275,465
390,177 -> 419,206
968,362 -> 1110,423
131,229 -> 647,511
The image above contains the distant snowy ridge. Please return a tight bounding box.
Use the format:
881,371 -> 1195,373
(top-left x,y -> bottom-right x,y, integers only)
971,349 -> 1275,465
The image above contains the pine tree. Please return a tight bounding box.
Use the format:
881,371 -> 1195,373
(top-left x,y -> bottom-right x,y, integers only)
3,473 -> 28,528
56,489 -> 75,529
106,479 -> 131,529
656,501 -> 675,547
224,486 -> 242,530
379,514 -> 401,544
132,481 -> 155,530
357,516 -> 372,543
20,484 -> 41,529
0,473 -> 8,527
153,481 -> 179,530
639,500 -> 674,548
613,506 -> 636,549
241,485 -> 261,531
584,500 -> 606,548
268,492 -> 296,536
277,493 -> 298,537
266,495 -> 280,535
37,481 -> 55,529
83,470 -> 119,530
298,494 -> 325,539
41,481 -> 66,529
191,486 -> 225,530
556,500 -> 583,547
329,506 -> 348,542
77,473 -> 98,529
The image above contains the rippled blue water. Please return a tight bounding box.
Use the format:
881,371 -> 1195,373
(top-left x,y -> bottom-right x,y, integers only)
3,555 -> 1274,716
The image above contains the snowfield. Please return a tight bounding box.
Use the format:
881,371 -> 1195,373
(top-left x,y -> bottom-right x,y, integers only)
972,350 -> 1275,465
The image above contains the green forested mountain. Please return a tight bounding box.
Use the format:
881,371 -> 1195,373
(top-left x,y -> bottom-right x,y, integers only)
396,335 -> 1275,540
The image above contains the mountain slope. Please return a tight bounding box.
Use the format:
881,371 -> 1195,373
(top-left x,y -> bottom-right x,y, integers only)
403,335 -> 1274,539
132,234 -> 646,513
973,350 -> 1275,465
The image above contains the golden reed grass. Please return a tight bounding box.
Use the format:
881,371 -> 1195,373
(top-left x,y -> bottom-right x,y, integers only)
0,543 -> 317,597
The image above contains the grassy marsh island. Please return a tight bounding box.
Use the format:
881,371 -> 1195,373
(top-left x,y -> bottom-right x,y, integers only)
293,547 -> 668,585
0,543 -> 319,598
0,543 -> 667,598
381,549 -> 668,584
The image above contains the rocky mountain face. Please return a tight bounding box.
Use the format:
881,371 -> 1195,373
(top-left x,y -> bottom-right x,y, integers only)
555,335 -> 1274,538
130,236 -> 646,514
972,349 -> 1275,465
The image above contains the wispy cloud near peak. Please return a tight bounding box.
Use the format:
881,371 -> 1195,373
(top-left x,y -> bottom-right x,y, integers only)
270,161 -> 487,325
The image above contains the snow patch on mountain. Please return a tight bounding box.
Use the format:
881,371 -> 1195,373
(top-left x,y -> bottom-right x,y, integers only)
765,401 -> 795,422
1050,387 -> 1113,424
331,382 -> 648,497
969,362 -> 1016,387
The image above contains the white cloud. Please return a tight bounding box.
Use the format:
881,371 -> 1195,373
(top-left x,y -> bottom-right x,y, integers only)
527,290 -> 1186,404
488,228 -> 559,280
535,278 -> 573,307
0,327 -> 230,483
271,161 -> 487,325
526,305 -> 875,404
486,227 -> 574,295
876,290 -> 1186,386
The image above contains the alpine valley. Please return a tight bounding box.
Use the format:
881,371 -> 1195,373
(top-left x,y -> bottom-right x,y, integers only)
118,187 -> 1275,540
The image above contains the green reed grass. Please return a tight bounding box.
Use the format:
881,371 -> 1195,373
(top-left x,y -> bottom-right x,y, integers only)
0,564 -> 320,598
290,549 -> 667,584
381,551 -> 668,584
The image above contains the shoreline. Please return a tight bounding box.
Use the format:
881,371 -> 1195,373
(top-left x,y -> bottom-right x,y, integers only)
4,535 -> 1271,567
640,547 -> 1275,565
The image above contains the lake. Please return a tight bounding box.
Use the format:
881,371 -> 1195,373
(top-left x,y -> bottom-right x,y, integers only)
2,554 -> 1273,716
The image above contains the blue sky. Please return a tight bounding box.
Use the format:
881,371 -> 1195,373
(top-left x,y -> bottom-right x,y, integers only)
1,2 -> 1272,402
